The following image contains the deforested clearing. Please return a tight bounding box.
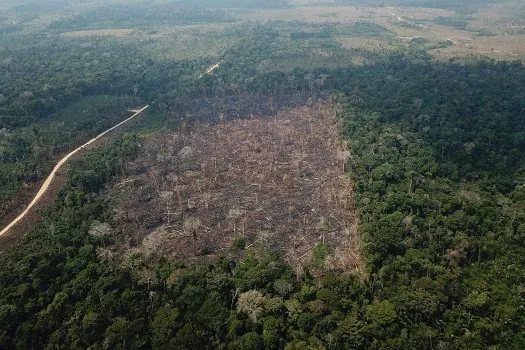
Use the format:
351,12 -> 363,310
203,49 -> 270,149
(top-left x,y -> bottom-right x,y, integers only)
108,103 -> 362,272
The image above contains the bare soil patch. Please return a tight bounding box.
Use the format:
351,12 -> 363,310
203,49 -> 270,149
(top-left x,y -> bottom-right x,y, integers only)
108,103 -> 362,271
232,6 -> 451,24
430,33 -> 525,60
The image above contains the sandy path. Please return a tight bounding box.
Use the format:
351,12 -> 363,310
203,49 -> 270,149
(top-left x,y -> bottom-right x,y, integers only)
0,105 -> 149,237
199,62 -> 222,78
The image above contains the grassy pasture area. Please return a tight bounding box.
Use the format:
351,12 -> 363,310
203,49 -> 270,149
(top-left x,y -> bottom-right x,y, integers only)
230,4 -> 525,61
140,24 -> 239,60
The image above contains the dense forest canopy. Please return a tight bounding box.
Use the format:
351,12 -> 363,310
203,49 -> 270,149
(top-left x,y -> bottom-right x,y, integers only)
1,0 -> 525,348
1,57 -> 524,348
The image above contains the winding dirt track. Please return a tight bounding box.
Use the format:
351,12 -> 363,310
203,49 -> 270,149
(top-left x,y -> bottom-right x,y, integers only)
0,105 -> 149,238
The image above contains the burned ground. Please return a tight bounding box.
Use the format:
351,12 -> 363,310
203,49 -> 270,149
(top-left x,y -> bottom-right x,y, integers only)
159,93 -> 313,126
107,103 -> 361,271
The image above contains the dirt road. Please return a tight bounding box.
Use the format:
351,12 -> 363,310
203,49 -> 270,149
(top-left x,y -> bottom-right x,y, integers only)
0,105 -> 149,238
199,61 -> 222,78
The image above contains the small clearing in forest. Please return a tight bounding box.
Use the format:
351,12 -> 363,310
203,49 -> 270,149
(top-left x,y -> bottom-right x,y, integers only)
108,103 -> 362,271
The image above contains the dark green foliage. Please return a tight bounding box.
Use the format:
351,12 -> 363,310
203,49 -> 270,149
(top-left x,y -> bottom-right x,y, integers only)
333,57 -> 525,347
1,9 -> 525,348
291,30 -> 331,40
311,243 -> 330,268
433,16 -> 470,30
0,35 -> 207,205
290,21 -> 389,41
0,135 -> 151,349
232,237 -> 247,251
344,21 -> 391,37
48,4 -> 235,32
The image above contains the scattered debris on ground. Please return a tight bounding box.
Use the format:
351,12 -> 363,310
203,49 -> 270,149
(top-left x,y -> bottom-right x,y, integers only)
108,103 -> 362,271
